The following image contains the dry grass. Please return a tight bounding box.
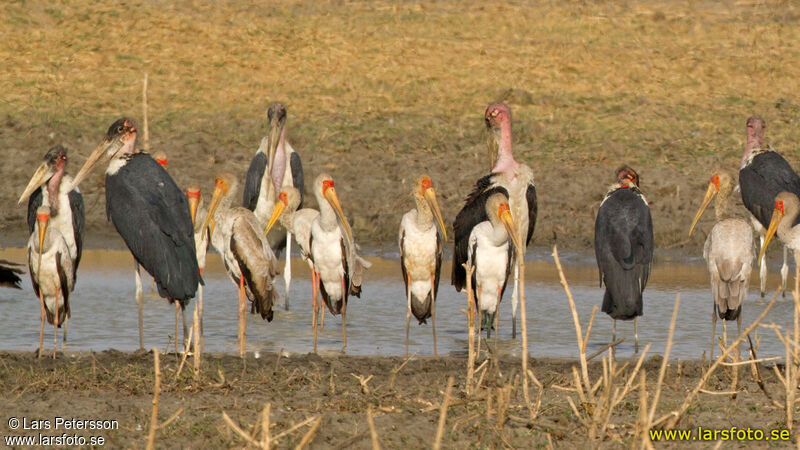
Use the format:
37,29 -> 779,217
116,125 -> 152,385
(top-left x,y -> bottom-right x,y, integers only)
2,1 -> 800,247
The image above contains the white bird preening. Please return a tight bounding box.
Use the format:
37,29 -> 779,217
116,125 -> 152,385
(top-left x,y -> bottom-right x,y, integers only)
186,185 -> 210,349
27,206 -> 73,358
203,172 -> 280,357
308,173 -> 369,353
265,186 -> 319,295
689,172 -> 754,360
398,175 -> 447,356
466,192 -> 521,338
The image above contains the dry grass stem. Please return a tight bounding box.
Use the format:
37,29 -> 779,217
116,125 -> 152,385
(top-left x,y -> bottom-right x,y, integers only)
433,376 -> 454,450
367,407 -> 381,450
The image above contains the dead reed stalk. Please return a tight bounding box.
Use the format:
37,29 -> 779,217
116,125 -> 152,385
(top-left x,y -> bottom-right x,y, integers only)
367,407 -> 381,450
146,349 -> 184,450
433,376 -> 454,450
141,73 -> 150,151
463,263 -> 477,395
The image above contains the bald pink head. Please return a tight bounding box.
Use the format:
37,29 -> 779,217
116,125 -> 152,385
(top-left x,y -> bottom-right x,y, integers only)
742,115 -> 767,168
615,165 -> 640,187
486,102 -> 517,175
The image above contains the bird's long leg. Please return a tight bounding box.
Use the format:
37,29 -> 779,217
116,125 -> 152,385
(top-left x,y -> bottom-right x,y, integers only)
38,292 -> 45,359
759,232 -> 767,298
722,320 -> 728,357
312,270 -> 319,353
737,312 -> 742,362
181,304 -> 188,350
511,257 -> 519,339
476,285 -> 482,355
238,274 -> 246,357
135,263 -> 144,350
284,232 -> 292,311
341,277 -> 347,353
711,303 -> 717,362
53,289 -> 59,359
782,245 -> 789,298
611,319 -> 616,360
431,273 -> 437,358
174,301 -> 180,354
150,276 -> 155,294
405,273 -> 412,358
198,283 -> 204,352
634,317 -> 639,354
495,286 -> 502,345
63,314 -> 68,343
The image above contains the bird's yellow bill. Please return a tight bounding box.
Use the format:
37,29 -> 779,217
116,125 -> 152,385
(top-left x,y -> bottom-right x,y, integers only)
688,181 -> 718,236
187,194 -> 200,226
18,163 -> 54,205
265,201 -> 286,235
202,181 -> 225,235
36,212 -> 49,271
758,208 -> 784,263
424,187 -> 448,241
323,186 -> 353,244
500,209 -> 522,254
70,137 -> 122,191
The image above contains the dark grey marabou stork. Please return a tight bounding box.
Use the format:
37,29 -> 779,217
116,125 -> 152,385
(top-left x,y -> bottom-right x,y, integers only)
739,115 -> 798,297
70,118 -> 200,352
309,173 -> 370,353
0,260 -> 24,289
399,175 -> 447,356
467,191 -> 521,339
594,166 -> 653,353
689,172 -> 754,360
27,206 -> 73,357
452,102 -> 537,339
203,173 -> 279,357
243,103 -> 304,309
18,145 -> 85,293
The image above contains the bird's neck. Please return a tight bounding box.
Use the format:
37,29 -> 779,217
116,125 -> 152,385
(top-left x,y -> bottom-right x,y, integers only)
414,195 -> 433,229
213,194 -> 234,222
742,133 -> 766,168
270,128 -> 287,193
714,191 -> 734,221
491,124 -> 517,175
489,220 -> 509,246
47,169 -> 65,216
318,201 -> 339,231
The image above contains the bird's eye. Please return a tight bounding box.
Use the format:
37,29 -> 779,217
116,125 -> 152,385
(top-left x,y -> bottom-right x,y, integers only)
117,125 -> 124,133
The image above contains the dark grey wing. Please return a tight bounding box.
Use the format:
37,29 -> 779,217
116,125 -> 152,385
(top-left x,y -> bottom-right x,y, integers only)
56,251 -> 71,322
452,174 -> 506,291
106,154 -> 200,303
433,229 -> 442,301
68,189 -> 85,280
740,151 -> 800,228
243,152 -> 267,211
526,183 -> 537,247
0,260 -> 23,289
26,188 -> 43,234
290,151 -> 304,208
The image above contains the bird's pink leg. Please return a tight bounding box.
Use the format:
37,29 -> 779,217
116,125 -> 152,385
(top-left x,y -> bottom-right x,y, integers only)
174,301 -> 180,354
495,286 -> 502,342
341,277 -> 347,353
53,289 -> 59,359
238,275 -> 246,357
38,291 -> 45,359
405,273 -> 412,358
476,285 -> 482,355
431,273 -> 437,357
313,271 -> 320,353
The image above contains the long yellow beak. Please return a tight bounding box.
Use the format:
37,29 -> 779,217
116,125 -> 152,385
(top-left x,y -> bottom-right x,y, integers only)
758,208 -> 784,263
324,187 -> 353,244
202,182 -> 225,235
500,208 -> 522,255
70,137 -> 120,191
265,201 -> 286,235
37,213 -> 49,272
187,195 -> 200,226
18,163 -> 54,205
688,182 -> 718,236
424,187 -> 447,241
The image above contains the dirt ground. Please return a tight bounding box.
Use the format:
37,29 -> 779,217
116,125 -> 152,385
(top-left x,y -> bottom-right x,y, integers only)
0,349 -> 792,448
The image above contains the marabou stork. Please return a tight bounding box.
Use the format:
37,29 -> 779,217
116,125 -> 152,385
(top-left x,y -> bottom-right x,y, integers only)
688,172 -> 754,360
243,103 -> 304,309
27,206 -> 73,357
186,185 -> 210,347
70,118 -> 200,351
0,261 -> 24,289
18,145 -> 85,341
594,166 -> 653,353
308,173 -> 368,353
452,102 -> 537,339
466,191 -> 521,338
398,175 -> 447,356
739,115 -> 798,297
759,192 -> 800,286
202,172 -> 279,357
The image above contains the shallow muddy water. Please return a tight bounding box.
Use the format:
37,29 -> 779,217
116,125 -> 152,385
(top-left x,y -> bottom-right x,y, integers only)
0,247 -> 795,361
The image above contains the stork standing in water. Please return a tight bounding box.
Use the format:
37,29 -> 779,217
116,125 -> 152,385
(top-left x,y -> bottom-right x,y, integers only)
398,175 -> 447,356
186,185 -> 210,347
0,261 -> 24,289
760,193 -> 800,285
18,145 -> 85,342
243,103 -> 304,310
739,115 -> 797,297
27,206 -> 73,357
689,172 -> 754,360
265,187 -> 318,287
203,173 -> 279,357
309,173 -> 369,353
467,192 -> 521,338
70,118 -> 200,351
452,102 -> 536,339
594,166 -> 653,353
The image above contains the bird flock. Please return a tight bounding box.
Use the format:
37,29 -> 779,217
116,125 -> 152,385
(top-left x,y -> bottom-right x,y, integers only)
5,103 -> 797,360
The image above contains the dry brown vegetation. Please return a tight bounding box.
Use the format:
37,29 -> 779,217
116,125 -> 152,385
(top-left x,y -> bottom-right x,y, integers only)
2,0 -> 800,250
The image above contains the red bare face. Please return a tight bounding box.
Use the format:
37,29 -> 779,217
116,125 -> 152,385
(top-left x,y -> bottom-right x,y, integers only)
776,199 -> 785,216
37,212 -> 50,222
215,177 -> 228,193
156,158 -> 167,167
279,191 -> 288,205
497,202 -> 510,218
616,167 -> 639,187
484,102 -> 510,129
186,189 -> 201,199
711,174 -> 720,191
420,177 -> 432,194
322,179 -> 334,195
